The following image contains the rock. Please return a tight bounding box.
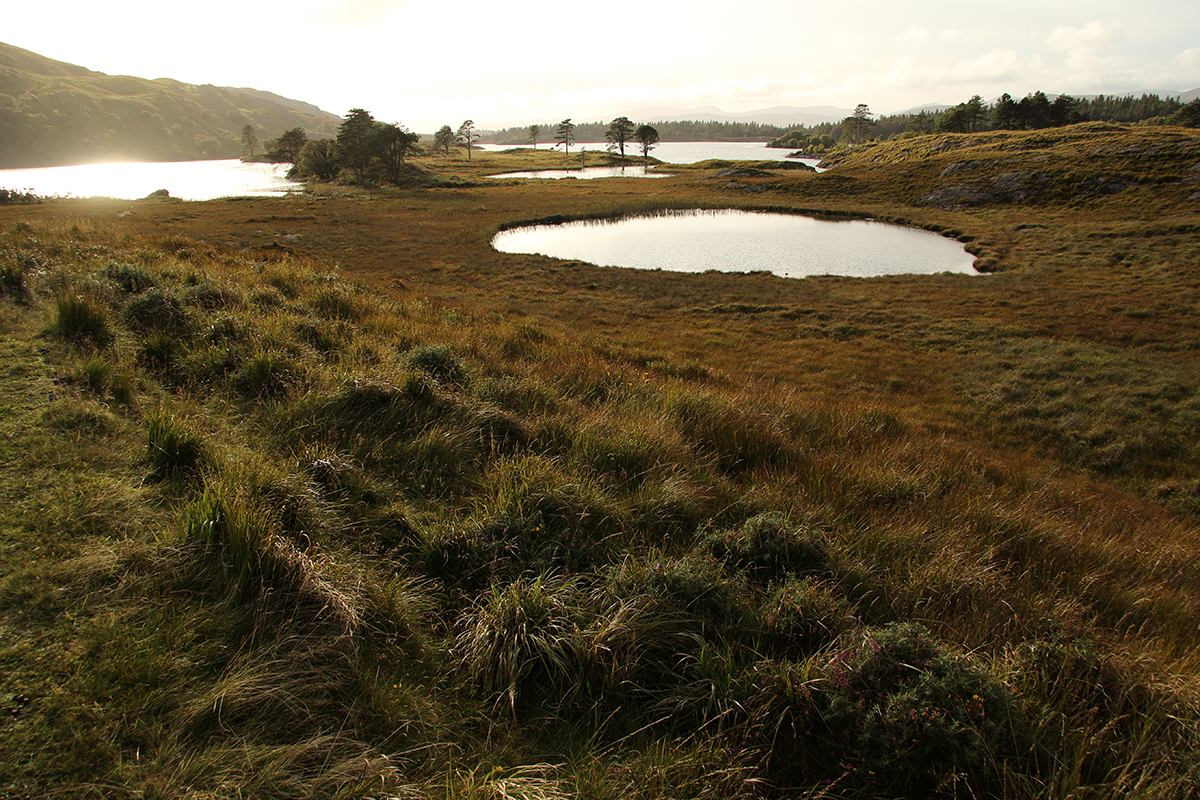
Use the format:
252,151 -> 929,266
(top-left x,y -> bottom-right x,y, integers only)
144,189 -> 170,199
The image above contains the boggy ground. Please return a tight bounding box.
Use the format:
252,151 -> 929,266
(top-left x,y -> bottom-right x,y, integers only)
0,124 -> 1198,798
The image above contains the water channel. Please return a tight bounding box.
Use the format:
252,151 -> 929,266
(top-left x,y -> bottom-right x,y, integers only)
492,210 -> 979,279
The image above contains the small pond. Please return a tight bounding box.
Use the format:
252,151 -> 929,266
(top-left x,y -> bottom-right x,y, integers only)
488,165 -> 670,180
492,210 -> 979,279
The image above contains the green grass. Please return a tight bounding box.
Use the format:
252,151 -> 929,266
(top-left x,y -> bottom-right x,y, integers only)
1,126 -> 1200,798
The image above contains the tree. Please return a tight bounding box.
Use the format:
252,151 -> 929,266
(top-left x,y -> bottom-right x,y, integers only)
456,120 -> 479,160
963,95 -> 986,132
336,108 -> 376,182
269,127 -> 307,163
634,124 -> 659,161
993,93 -> 1020,130
841,104 -> 875,144
604,116 -> 635,157
1050,94 -> 1086,127
293,138 -> 339,180
372,122 -> 420,183
529,124 -> 541,149
434,125 -> 455,156
1017,92 -> 1052,130
554,119 -> 576,154
241,124 -> 257,159
1170,99 -> 1200,128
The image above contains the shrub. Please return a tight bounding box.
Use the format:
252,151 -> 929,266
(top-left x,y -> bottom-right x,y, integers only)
51,293 -> 111,347
804,623 -> 1030,797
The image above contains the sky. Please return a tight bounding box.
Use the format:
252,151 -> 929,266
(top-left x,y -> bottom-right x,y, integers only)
7,0 -> 1199,133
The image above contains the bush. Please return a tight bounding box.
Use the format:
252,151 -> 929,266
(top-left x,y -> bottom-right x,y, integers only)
804,623 -> 1030,797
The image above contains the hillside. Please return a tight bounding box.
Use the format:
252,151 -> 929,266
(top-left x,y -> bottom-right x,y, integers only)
0,42 -> 341,168
1,124 -> 1200,798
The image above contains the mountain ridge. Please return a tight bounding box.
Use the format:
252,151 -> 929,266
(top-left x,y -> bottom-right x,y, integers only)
0,41 -> 342,168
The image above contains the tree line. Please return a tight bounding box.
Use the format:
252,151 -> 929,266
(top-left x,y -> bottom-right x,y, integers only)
768,92 -> 1200,151
483,119 -> 796,145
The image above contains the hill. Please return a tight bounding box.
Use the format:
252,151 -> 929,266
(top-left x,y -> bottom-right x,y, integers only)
0,41 -> 342,168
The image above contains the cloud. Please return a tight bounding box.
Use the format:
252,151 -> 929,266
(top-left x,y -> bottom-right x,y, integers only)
1177,48 -> 1200,73
303,0 -> 407,27
1048,21 -> 1123,52
898,26 -> 932,46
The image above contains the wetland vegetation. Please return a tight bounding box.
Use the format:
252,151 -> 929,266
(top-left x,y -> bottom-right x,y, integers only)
1,122 -> 1199,799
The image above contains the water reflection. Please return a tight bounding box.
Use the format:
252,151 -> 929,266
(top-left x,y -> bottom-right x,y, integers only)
478,141 -> 822,167
487,165 -> 670,180
493,210 -> 978,279
0,159 -> 303,201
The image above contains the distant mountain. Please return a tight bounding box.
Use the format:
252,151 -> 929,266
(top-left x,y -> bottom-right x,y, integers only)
0,42 -> 342,169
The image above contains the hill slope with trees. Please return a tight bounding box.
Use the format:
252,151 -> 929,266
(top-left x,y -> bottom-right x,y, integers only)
0,42 -> 342,168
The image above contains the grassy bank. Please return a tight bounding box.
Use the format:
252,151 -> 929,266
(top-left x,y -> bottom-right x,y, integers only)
1,123 -> 1199,798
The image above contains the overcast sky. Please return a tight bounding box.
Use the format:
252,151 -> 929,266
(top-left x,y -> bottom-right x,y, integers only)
8,0 -> 1199,132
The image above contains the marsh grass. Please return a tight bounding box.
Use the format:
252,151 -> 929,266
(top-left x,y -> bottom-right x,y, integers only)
2,126 -> 1200,798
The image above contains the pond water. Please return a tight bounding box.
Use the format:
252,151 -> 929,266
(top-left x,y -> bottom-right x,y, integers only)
479,141 -> 819,168
0,159 -> 303,201
487,165 -> 670,180
492,210 -> 979,279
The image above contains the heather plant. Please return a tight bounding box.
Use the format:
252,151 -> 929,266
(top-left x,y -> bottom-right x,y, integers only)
814,623 -> 1032,796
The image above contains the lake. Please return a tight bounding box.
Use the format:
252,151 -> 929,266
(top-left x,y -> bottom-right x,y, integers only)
487,165 -> 671,180
492,210 -> 979,279
478,141 -> 819,167
0,143 -> 815,199
0,159 -> 304,201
